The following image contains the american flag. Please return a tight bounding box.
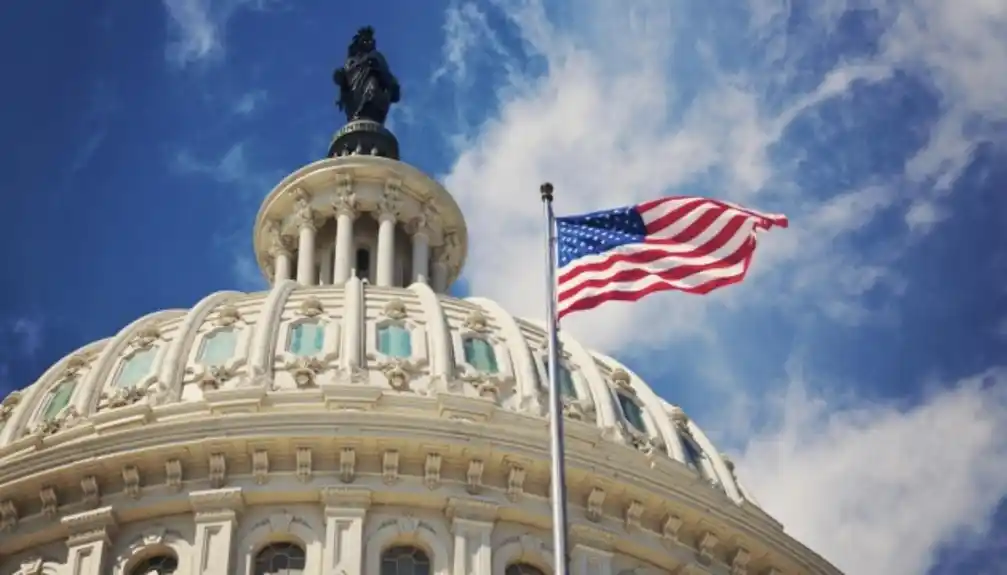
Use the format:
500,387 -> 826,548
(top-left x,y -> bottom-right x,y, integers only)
555,196 -> 788,319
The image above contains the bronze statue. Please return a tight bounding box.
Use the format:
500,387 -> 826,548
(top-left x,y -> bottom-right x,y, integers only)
333,26 -> 400,125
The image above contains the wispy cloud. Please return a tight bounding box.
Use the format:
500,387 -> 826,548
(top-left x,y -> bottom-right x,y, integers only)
232,89 -> 268,116
162,0 -> 279,68
0,317 -> 45,393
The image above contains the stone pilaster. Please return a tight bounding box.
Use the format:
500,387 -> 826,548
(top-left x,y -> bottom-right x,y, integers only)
61,506 -> 116,575
447,497 -> 498,575
320,487 -> 371,575
569,523 -> 615,575
189,487 -> 243,574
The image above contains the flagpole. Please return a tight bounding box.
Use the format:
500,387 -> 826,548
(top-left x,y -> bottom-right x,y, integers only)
540,182 -> 570,575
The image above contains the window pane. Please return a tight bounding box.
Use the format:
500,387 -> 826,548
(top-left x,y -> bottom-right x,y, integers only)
506,564 -> 547,575
116,348 -> 157,388
42,379 -> 76,421
254,542 -> 306,575
682,436 -> 705,473
463,338 -> 498,373
197,329 -> 238,366
618,393 -> 647,432
378,325 -> 412,358
544,358 -> 577,398
288,323 -> 325,356
381,546 -> 430,575
131,554 -> 178,575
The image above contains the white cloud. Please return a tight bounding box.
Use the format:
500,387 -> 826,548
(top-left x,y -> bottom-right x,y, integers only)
162,0 -> 277,68
734,367 -> 1007,575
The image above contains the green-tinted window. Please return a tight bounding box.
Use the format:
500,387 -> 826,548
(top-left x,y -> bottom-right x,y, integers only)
197,329 -> 238,366
617,393 -> 647,432
42,379 -> 76,421
463,338 -> 498,373
288,323 -> 325,356
115,348 -> 156,388
543,358 -> 577,398
378,325 -> 412,358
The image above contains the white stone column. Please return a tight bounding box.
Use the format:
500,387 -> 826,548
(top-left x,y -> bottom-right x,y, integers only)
376,181 -> 401,287
62,506 -> 116,575
294,192 -> 317,285
189,487 -> 243,575
447,498 -> 497,575
432,250 -> 450,292
569,525 -> 614,575
332,185 -> 357,285
407,215 -> 431,284
320,487 -> 371,574
264,220 -> 292,282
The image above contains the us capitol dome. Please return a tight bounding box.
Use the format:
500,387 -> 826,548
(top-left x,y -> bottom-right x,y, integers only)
0,26 -> 841,575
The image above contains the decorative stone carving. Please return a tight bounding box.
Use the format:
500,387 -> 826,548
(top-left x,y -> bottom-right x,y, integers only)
624,426 -> 660,456
332,182 -> 358,217
122,466 -> 141,499
31,405 -> 80,436
507,465 -> 526,502
297,297 -> 324,317
662,514 -> 683,544
214,304 -> 242,327
377,358 -> 419,391
406,205 -> 439,236
81,475 -> 100,507
165,459 -> 183,491
463,309 -> 490,333
189,364 -> 238,392
697,531 -> 719,564
611,368 -> 634,393
668,405 -> 689,429
286,356 -> 326,388
625,500 -> 644,531
98,384 -> 147,411
466,459 -> 484,494
382,450 -> 399,484
296,447 -> 313,482
208,453 -> 227,488
0,390 -> 21,424
562,396 -> 585,421
252,450 -> 269,484
340,447 -> 357,483
424,453 -> 441,489
39,486 -> 57,518
397,515 -> 419,535
292,188 -> 317,230
382,298 -> 408,320
377,181 -> 402,220
334,364 -> 369,385
586,487 -> 606,522
0,499 -> 18,532
730,547 -> 751,575
130,324 -> 162,351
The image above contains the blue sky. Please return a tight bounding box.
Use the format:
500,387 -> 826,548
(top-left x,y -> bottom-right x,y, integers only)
1,1 -> 1005,573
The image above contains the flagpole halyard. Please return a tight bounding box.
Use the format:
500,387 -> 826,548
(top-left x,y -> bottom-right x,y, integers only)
540,182 -> 571,575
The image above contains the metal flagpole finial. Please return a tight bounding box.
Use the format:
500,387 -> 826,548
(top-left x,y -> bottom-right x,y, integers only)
540,182 -> 554,202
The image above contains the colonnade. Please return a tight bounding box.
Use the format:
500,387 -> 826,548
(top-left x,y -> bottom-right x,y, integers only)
265,186 -> 450,291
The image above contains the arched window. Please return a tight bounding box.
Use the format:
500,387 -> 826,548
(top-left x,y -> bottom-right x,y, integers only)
131,553 -> 178,575
681,434 -> 706,475
463,337 -> 498,373
377,325 -> 412,358
356,248 -> 371,280
116,348 -> 157,388
197,329 -> 238,366
254,542 -> 306,575
41,378 -> 77,421
288,322 -> 325,356
381,546 -> 430,575
506,564 -> 547,575
617,393 -> 647,432
543,358 -> 577,399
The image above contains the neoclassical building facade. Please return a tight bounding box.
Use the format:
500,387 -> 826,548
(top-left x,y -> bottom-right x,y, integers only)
0,58 -> 842,575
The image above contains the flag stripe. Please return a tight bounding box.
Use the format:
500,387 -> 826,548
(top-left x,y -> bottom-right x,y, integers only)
555,195 -> 785,318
